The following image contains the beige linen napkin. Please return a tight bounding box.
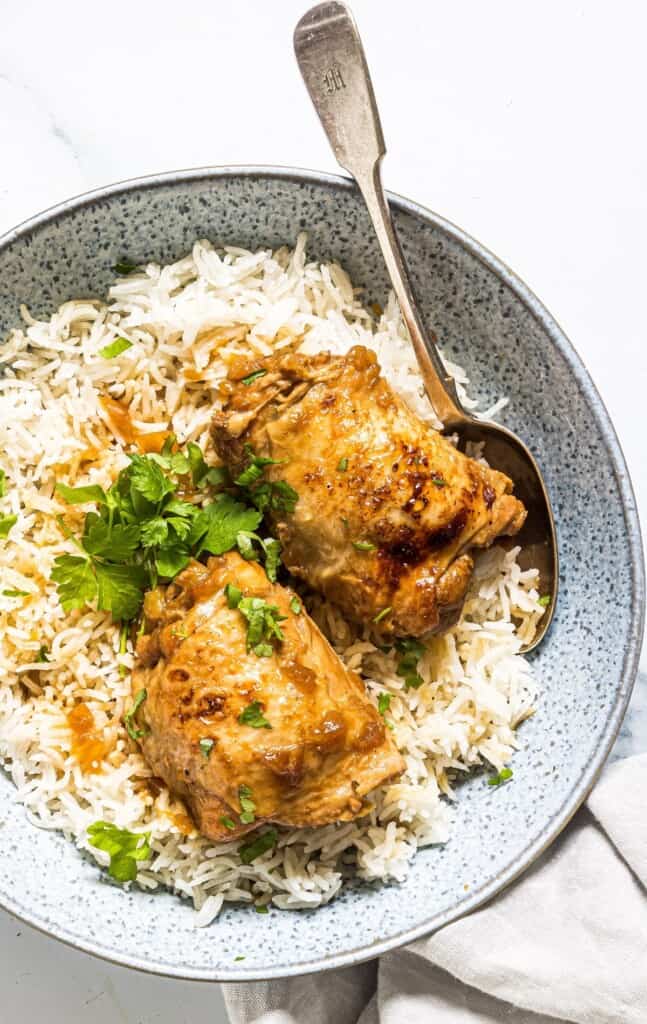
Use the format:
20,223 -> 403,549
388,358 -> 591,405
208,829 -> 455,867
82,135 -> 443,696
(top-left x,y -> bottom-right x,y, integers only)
223,751 -> 647,1024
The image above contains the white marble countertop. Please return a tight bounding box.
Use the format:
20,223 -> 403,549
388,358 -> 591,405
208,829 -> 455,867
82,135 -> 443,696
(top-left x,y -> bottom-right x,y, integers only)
1,1 -> 645,1019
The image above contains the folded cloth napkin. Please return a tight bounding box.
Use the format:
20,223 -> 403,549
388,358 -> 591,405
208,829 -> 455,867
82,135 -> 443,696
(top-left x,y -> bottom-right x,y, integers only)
223,751 -> 647,1024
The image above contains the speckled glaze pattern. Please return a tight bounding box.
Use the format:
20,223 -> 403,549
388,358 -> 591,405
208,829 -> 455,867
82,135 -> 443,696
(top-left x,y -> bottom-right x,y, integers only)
0,168 -> 643,981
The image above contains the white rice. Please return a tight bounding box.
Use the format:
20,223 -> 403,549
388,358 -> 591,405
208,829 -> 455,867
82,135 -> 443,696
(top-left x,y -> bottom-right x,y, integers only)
0,236 -> 545,922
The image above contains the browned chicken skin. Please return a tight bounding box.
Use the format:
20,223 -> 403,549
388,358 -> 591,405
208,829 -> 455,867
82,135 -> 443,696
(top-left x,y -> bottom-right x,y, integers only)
212,346 -> 526,638
133,553 -> 404,842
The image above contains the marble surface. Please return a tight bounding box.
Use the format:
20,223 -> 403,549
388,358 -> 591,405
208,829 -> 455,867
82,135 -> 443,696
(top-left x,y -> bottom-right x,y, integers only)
0,0 -> 644,1019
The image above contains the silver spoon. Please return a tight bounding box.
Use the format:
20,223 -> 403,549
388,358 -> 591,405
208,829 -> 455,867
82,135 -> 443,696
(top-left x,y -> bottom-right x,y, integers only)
294,1 -> 558,652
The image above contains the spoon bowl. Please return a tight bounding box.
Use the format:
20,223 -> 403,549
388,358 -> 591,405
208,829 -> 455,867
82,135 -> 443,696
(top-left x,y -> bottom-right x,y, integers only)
294,1 -> 558,649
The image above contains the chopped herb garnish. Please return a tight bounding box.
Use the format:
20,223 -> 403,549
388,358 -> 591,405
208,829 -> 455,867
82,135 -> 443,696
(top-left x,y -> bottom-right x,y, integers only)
395,637 -> 426,690
124,688 -> 148,741
262,537 -> 282,583
235,445 -> 298,516
199,738 -> 214,759
0,469 -> 6,498
235,596 -> 287,657
36,646 -> 50,663
353,540 -> 376,553
289,596 -> 301,615
238,784 -> 256,824
234,956 -> 245,961
488,767 -> 513,787
337,457 -> 348,472
255,903 -> 269,914
377,692 -> 392,716
87,821 -> 151,881
241,369 -> 268,386
239,828 -> 278,865
170,624 -> 189,640
538,594 -> 551,608
2,588 -> 29,597
225,583 -> 242,608
220,816 -> 237,831
99,337 -> 133,359
238,700 -> 272,729
373,606 -> 392,624
113,260 -> 139,275
0,513 -> 17,540
430,473 -> 446,487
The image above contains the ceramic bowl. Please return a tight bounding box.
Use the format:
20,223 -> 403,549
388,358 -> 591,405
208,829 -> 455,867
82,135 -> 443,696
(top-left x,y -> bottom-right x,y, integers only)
0,167 -> 643,980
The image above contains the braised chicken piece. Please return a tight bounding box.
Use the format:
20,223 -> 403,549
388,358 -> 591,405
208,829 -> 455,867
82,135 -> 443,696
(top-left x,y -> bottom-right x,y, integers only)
133,552 -> 404,842
212,346 -> 526,638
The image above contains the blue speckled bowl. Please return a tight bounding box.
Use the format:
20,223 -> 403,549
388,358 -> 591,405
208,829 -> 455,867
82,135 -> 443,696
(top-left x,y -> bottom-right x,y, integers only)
0,167 -> 643,981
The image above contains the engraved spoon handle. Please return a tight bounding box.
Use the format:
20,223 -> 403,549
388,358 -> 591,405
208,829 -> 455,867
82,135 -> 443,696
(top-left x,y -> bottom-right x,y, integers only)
294,1 -> 466,427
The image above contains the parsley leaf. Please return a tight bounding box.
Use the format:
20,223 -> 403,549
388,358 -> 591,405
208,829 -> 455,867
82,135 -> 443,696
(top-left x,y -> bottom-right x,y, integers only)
96,562 -> 148,621
337,457 -> 348,472
99,337 -> 133,359
204,465 -> 230,488
238,784 -> 256,824
220,816 -> 237,830
488,767 -> 513,787
238,700 -> 271,729
255,903 -> 269,913
241,369 -> 267,386
289,596 -> 301,615
225,583 -> 242,608
395,637 -> 426,690
87,821 -> 151,881
155,542 -> 190,579
124,688 -> 148,741
377,692 -> 392,716
236,596 -> 286,656
55,482 -> 108,505
139,517 -> 168,548
373,606 -> 392,624
129,455 -> 175,504
0,514 -> 17,540
199,738 -> 214,759
430,473 -> 446,488
353,540 -> 376,553
193,495 -> 262,557
239,828 -> 278,865
263,537 -> 281,583
51,555 -> 97,611
113,260 -> 139,275
538,594 -> 551,608
186,442 -> 209,485
235,446 -> 298,515
36,646 -> 50,663
83,520 -> 141,561
0,468 -> 5,498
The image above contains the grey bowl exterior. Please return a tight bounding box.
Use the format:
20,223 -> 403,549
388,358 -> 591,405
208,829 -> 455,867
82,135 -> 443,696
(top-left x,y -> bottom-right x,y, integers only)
0,167 -> 643,981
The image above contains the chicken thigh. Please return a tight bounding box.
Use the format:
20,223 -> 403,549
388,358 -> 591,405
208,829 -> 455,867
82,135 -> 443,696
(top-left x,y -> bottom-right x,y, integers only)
132,552 -> 404,842
212,346 -> 526,638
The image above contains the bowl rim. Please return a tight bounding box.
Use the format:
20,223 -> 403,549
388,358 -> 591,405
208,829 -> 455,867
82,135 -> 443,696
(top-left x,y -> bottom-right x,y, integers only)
0,164 -> 644,982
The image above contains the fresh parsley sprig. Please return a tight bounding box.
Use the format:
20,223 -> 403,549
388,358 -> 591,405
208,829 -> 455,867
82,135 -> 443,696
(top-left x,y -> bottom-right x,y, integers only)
51,441 -> 265,622
225,585 -> 287,658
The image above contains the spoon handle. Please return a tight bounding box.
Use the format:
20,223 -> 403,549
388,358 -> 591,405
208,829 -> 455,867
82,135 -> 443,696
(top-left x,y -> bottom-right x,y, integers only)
294,1 -> 466,427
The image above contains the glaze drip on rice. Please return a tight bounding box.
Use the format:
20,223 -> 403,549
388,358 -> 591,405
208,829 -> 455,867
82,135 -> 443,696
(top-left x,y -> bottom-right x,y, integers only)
0,236 -> 543,923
